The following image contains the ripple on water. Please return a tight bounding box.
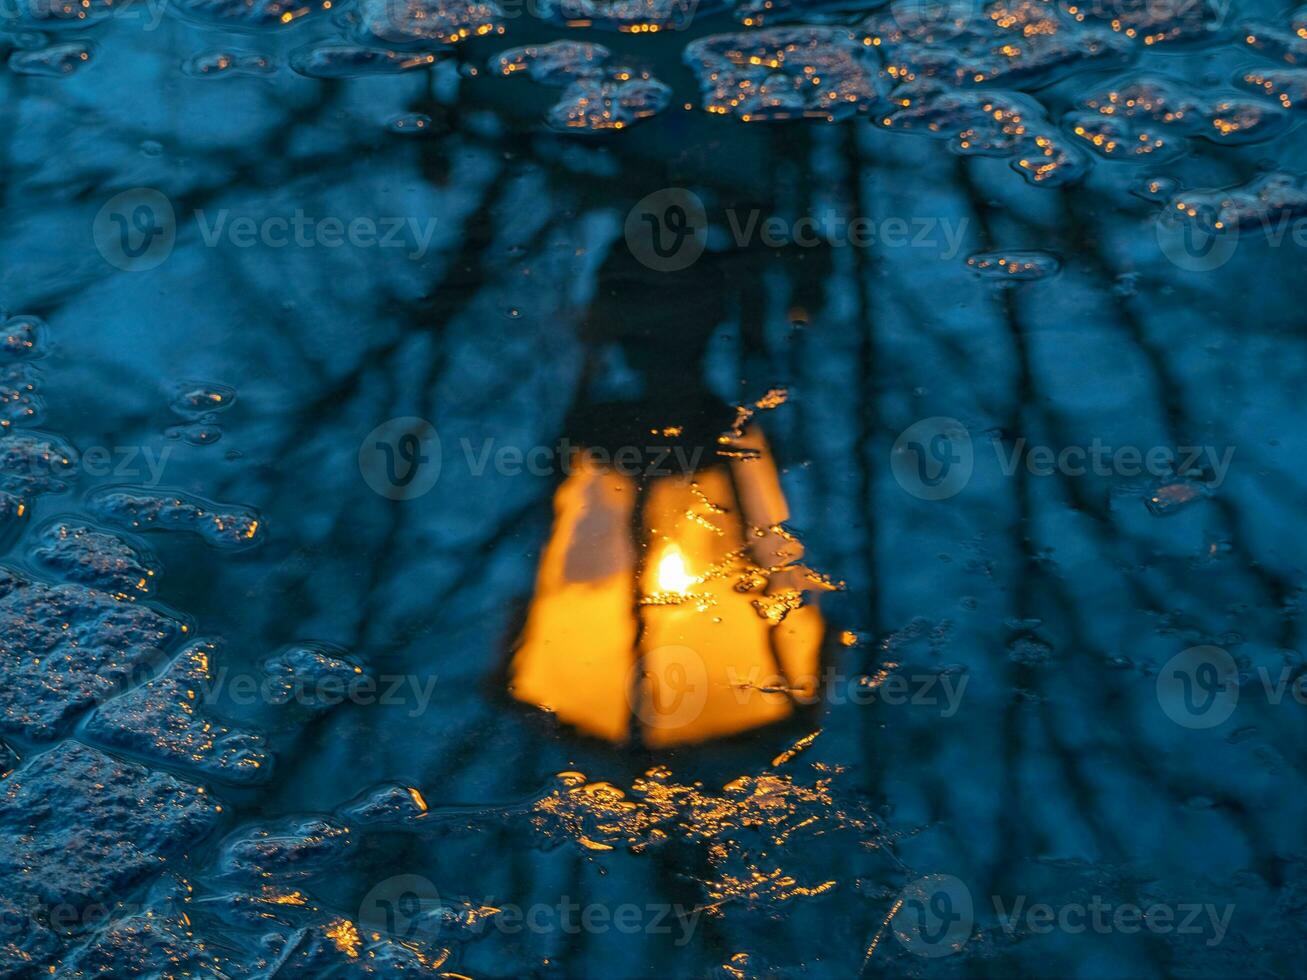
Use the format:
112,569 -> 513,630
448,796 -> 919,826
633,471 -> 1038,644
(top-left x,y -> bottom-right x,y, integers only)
684,28 -> 882,122
86,485 -> 265,550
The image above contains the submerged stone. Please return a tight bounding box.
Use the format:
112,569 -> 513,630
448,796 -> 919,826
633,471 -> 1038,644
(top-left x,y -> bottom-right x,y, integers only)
0,567 -> 185,739
218,817 -> 353,881
181,51 -> 278,77
494,40 -> 612,84
168,0 -> 333,28
289,45 -> 444,78
684,28 -> 881,122
546,71 -> 672,132
0,740 -> 221,922
9,41 -> 95,76
356,0 -> 504,45
86,485 -> 265,550
966,249 -> 1062,282
28,521 -> 158,598
86,638 -> 271,784
0,430 -> 77,496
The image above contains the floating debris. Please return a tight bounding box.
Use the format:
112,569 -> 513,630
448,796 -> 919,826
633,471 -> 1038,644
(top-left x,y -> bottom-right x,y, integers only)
86,485 -> 265,550
27,520 -> 158,598
86,638 -> 271,784
181,51 -> 277,77
684,28 -> 881,122
966,249 -> 1062,282
1146,478 -> 1207,515
289,45 -> 444,78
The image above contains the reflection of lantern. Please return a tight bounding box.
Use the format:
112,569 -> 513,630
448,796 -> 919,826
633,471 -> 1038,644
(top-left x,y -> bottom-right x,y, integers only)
509,422 -> 829,747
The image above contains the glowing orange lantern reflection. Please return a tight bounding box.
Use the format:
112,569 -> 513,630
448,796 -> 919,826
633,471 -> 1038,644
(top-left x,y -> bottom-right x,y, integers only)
509,424 -> 830,747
